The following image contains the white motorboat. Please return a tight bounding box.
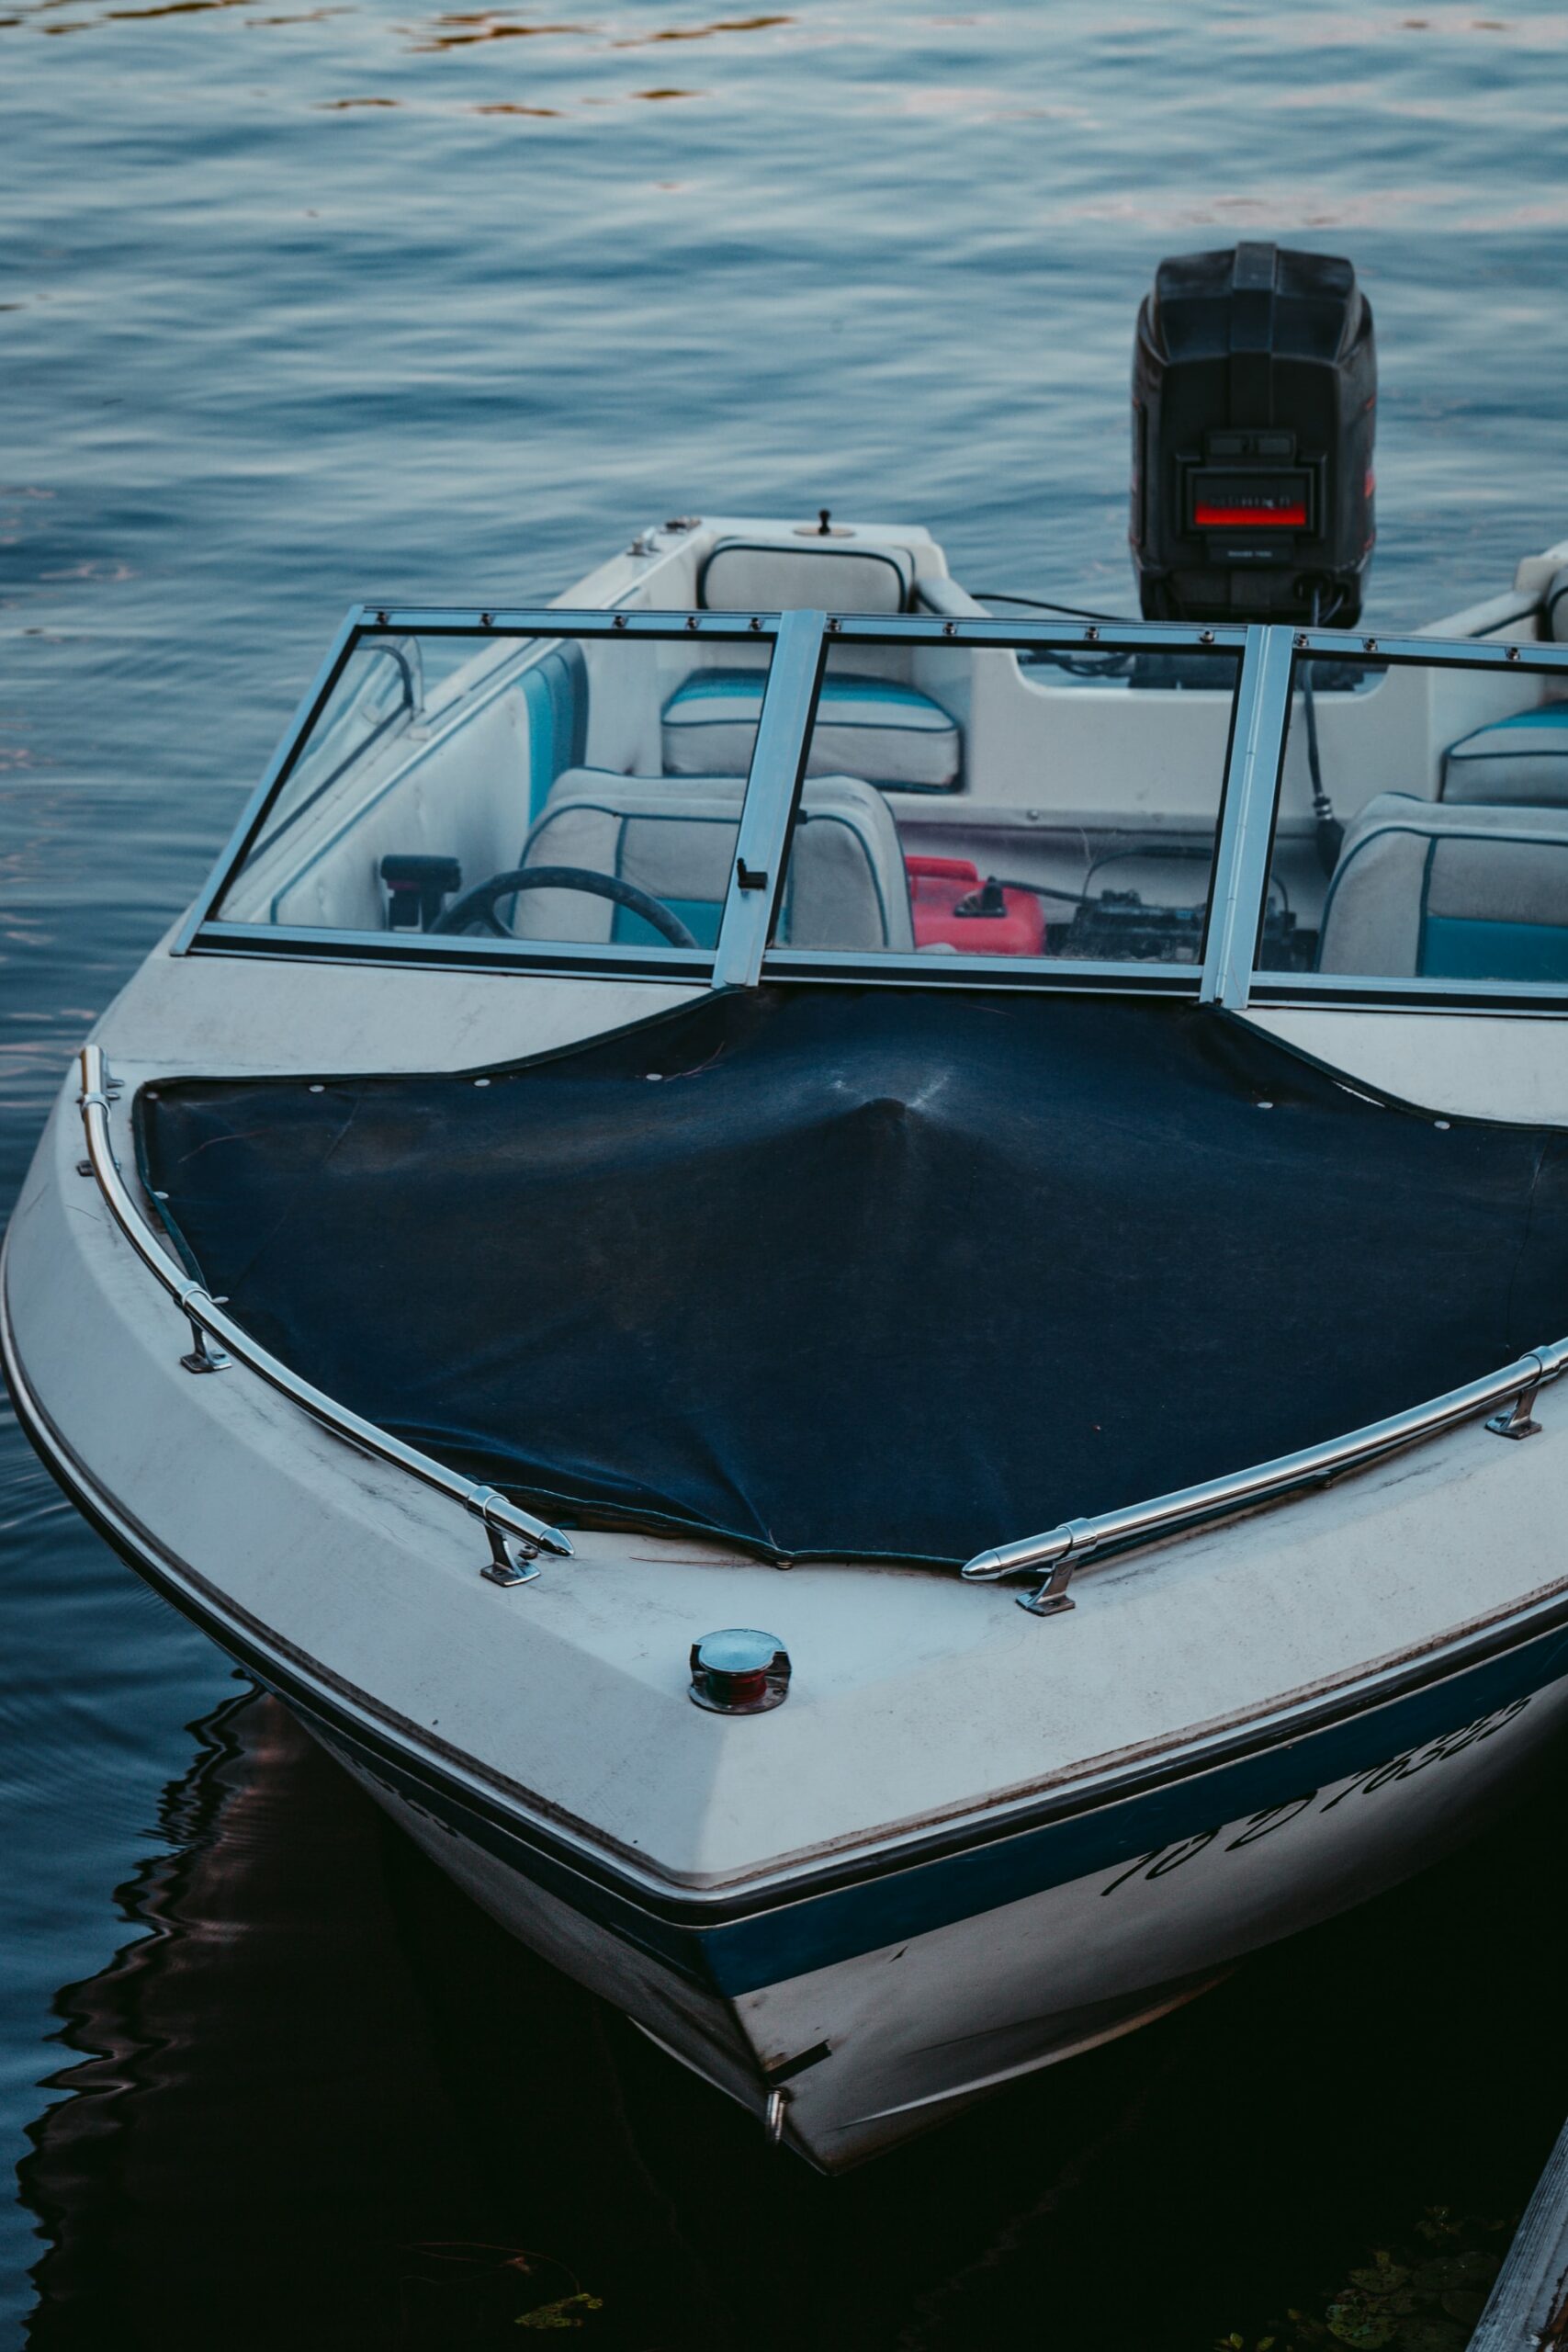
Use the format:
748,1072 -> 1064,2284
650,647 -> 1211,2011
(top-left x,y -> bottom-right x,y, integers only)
9,244 -> 1568,2168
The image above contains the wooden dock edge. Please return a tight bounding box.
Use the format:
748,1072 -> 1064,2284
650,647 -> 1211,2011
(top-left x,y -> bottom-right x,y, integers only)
1471,2115 -> 1568,2352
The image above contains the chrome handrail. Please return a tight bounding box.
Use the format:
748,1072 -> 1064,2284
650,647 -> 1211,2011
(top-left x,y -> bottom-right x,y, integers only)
75,1045 -> 572,1585
963,1338 -> 1568,1615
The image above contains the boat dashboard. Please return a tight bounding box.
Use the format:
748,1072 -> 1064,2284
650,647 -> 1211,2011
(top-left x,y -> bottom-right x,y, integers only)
182,521 -> 1568,1018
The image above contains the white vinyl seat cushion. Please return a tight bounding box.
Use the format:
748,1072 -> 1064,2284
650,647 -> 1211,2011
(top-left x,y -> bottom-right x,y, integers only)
662,669 -> 961,791
697,537 -> 914,615
512,767 -> 914,951
1318,792 -> 1568,983
1440,700 -> 1568,807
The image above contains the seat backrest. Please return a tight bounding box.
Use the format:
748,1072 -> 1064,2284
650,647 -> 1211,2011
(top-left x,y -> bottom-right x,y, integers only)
781,778 -> 916,947
660,666 -> 962,791
1548,565 -> 1568,644
1441,702 -> 1568,807
696,537 -> 913,615
1318,792 -> 1568,981
514,768 -> 914,951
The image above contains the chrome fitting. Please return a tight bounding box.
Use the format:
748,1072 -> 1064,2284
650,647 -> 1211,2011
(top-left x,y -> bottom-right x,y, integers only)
1486,1383 -> 1541,1441
469,1487 -> 544,1586
175,1282 -> 231,1374
689,1629 -> 791,1714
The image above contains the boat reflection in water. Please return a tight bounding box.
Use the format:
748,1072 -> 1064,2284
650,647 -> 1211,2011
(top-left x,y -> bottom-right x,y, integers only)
18,1685 -> 1568,2351
20,1688 -> 733,2348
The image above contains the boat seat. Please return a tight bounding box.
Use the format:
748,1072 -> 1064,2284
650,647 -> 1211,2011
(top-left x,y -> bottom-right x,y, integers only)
1318,791 -> 1568,981
697,536 -> 914,614
662,668 -> 961,791
1548,565 -> 1568,641
517,637 -> 590,822
512,767 -> 915,951
1440,701 -> 1568,807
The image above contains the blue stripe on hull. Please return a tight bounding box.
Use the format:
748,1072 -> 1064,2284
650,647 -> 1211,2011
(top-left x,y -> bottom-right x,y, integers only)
315,1620 -> 1568,2000
701,1627 -> 1568,1992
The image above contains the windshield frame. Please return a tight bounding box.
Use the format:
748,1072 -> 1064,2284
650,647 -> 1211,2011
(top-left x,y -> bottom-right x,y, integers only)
175,605 -> 1568,1013
177,605 -> 1254,990
758,612 -> 1252,990
1240,628 -> 1568,1014
177,605 -> 829,982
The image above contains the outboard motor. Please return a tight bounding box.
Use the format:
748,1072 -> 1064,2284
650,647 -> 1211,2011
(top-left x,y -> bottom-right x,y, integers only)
1131,242 -> 1376,626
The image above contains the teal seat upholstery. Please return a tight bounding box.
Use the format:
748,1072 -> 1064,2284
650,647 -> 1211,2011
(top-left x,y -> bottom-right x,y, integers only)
517,639 -> 589,822
1318,793 -> 1568,983
1441,701 -> 1568,808
662,668 -> 961,792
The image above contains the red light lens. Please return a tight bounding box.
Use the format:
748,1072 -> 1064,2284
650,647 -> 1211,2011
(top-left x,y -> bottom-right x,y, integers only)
1194,499 -> 1306,529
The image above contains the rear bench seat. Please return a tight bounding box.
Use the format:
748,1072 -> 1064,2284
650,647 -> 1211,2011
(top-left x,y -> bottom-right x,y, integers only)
663,531 -> 963,792
1440,704 -> 1568,806
662,669 -> 961,791
1429,565 -> 1568,806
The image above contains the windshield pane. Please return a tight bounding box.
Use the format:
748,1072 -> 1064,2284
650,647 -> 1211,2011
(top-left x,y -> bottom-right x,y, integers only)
1258,650 -> 1568,988
764,638 -> 1242,964
216,627 -> 773,956
245,637 -> 422,863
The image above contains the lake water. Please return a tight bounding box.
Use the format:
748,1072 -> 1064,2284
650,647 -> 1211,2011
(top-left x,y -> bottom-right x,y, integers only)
5,0 -> 1568,2340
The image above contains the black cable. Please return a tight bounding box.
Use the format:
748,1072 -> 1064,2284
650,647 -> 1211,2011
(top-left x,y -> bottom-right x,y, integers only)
972,591 -> 1139,623
975,875 -> 1105,909
963,865 -> 1290,918
1300,585 -> 1344,876
1025,651 -> 1137,679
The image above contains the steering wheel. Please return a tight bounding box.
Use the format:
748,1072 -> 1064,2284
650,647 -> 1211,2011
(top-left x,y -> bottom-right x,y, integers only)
431,865 -> 698,948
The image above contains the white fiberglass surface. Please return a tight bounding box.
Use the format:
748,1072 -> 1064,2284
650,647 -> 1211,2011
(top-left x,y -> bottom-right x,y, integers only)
767,639 -> 1243,965
216,628 -> 775,956
1259,651 -> 1568,989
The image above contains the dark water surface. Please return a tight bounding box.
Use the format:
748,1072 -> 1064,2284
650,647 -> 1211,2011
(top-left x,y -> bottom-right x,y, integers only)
6,0 -> 1568,2340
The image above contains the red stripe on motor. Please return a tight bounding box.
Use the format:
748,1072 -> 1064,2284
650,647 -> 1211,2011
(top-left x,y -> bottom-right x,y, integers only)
1194,501 -> 1306,528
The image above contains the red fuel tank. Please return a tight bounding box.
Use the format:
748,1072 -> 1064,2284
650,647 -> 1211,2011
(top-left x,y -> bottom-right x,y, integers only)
905,857 -> 1047,957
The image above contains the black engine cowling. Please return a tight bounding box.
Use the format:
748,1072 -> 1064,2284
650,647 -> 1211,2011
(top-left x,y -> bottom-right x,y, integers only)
1131,241 -> 1376,627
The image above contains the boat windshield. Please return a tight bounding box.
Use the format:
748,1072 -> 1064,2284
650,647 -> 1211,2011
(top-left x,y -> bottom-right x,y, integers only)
194,607 -> 1568,1007
203,612 -> 1247,980
1254,646 -> 1568,997
213,623 -> 779,965
767,636 -> 1243,967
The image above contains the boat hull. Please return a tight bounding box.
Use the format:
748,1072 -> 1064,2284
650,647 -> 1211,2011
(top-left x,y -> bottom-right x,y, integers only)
306,1645 -> 1568,2168
9,1097 -> 1568,2168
